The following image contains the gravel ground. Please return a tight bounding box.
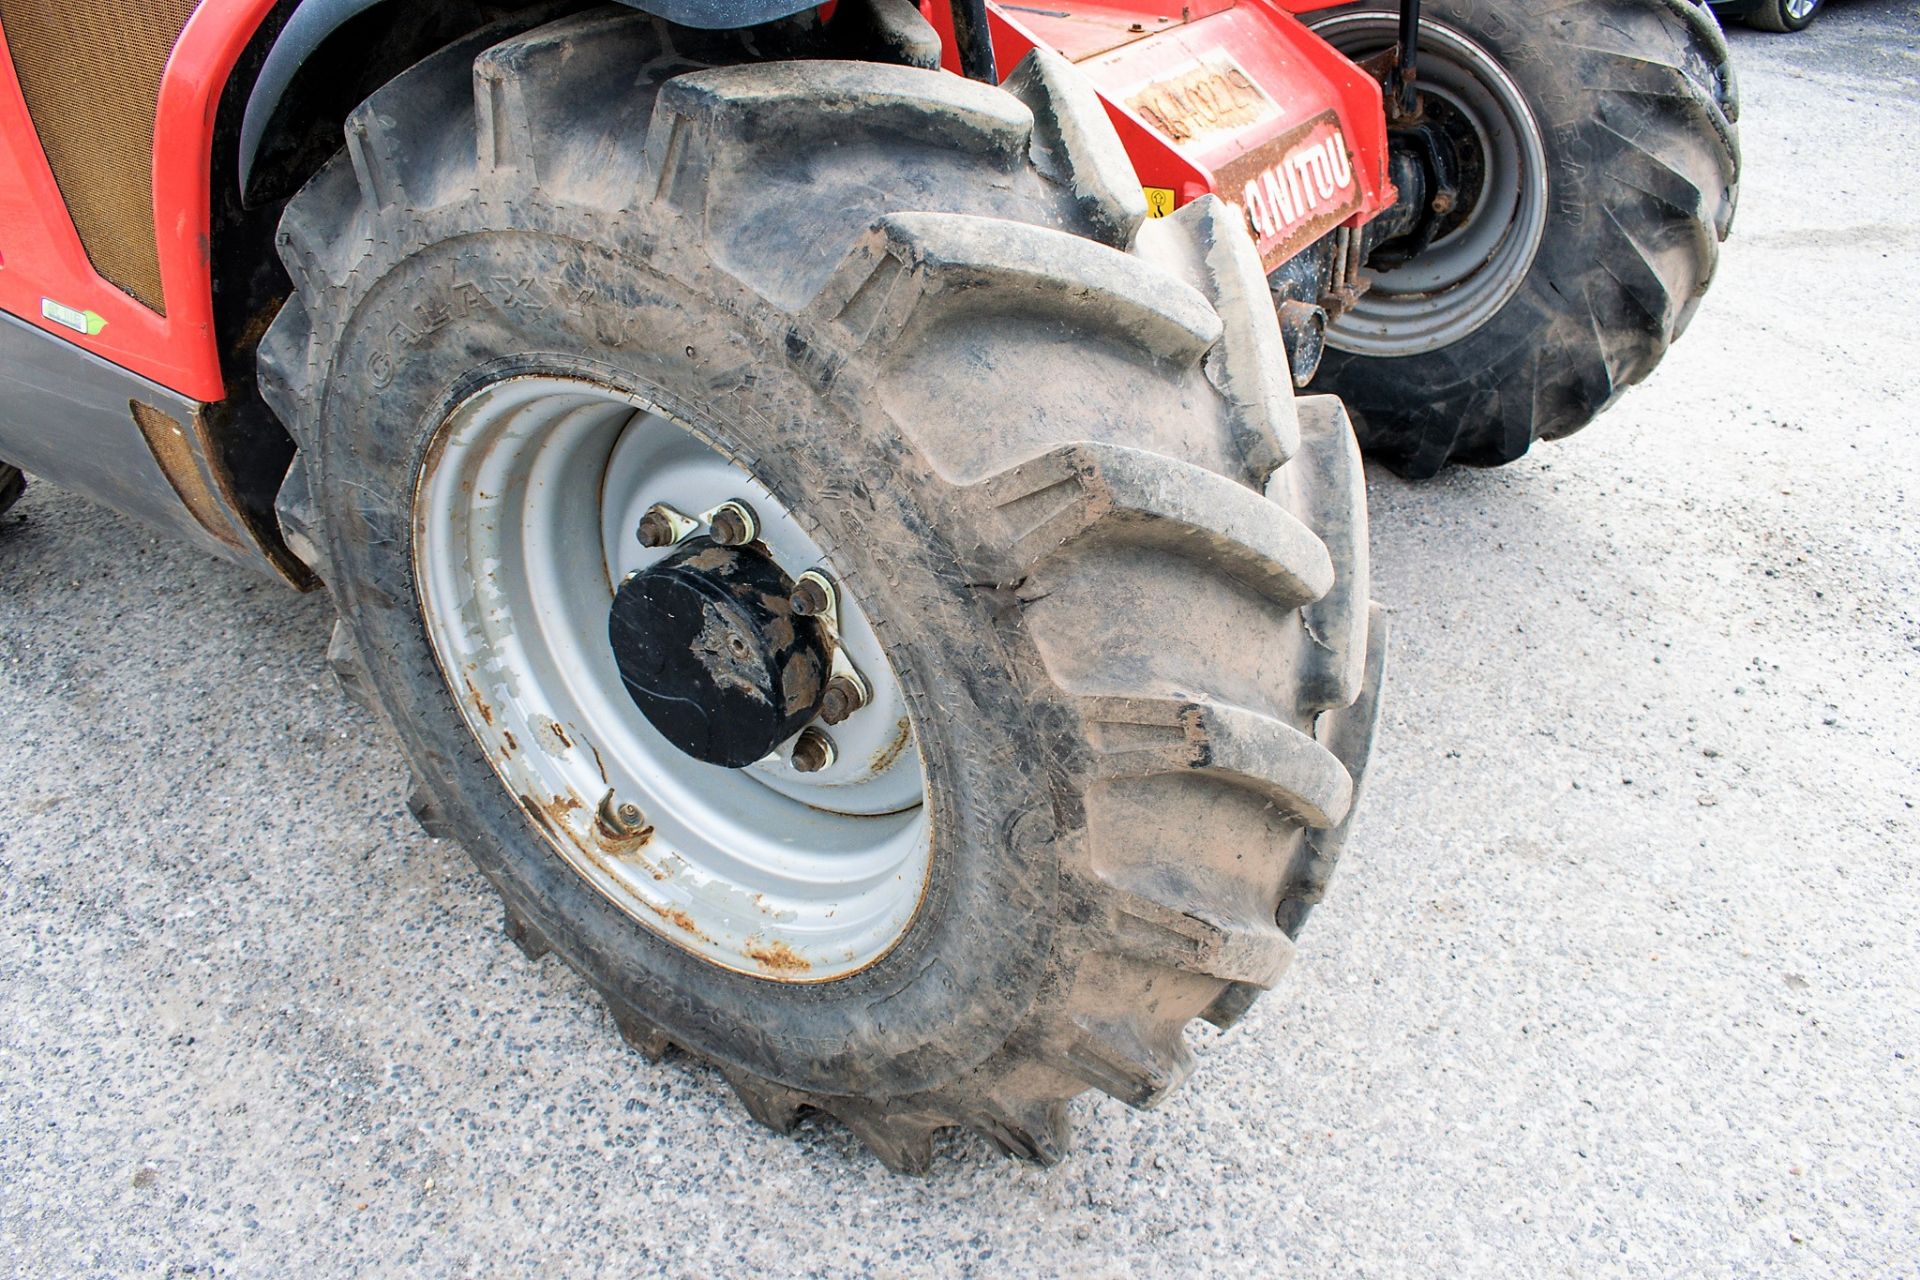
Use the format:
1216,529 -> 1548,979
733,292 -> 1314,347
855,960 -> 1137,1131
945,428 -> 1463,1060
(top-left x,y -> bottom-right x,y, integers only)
3,6 -> 1917,1277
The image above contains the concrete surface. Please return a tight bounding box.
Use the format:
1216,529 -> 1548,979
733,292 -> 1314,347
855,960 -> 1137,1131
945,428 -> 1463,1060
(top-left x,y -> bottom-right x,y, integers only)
2,6 -> 1916,1276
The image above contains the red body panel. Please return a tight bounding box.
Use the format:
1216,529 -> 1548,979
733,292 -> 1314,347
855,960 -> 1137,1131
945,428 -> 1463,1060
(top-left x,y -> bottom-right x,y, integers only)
0,0 -> 276,402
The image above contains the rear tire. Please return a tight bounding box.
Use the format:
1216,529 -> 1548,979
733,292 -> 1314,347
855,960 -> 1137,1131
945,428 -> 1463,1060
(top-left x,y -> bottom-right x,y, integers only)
261,8 -> 1382,1168
1305,0 -> 1740,476
0,464 -> 22,520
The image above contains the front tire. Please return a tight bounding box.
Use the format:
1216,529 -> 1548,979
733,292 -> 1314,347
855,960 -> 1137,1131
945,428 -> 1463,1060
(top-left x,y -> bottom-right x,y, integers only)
1305,0 -> 1741,476
261,8 -> 1383,1168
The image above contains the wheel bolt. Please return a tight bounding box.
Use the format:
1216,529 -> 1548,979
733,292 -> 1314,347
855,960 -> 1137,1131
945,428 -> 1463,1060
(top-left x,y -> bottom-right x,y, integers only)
637,507 -> 678,548
790,575 -> 833,618
596,790 -> 649,839
819,675 -> 866,726
708,501 -> 758,547
790,727 -> 836,773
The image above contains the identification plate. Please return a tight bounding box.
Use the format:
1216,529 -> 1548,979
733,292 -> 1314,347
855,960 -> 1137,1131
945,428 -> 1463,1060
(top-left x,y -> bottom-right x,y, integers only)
1215,111 -> 1363,272
41,296 -> 106,336
1124,51 -> 1280,147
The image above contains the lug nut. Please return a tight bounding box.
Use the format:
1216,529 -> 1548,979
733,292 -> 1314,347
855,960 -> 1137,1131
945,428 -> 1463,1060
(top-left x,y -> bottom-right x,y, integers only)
637,507 -> 679,548
707,500 -> 758,547
596,790 -> 649,839
819,675 -> 866,726
790,574 -> 834,619
637,502 -> 700,549
790,727 -> 836,773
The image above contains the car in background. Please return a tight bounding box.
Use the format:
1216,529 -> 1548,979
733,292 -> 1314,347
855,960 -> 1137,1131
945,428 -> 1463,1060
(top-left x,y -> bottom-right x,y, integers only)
1711,0 -> 1826,32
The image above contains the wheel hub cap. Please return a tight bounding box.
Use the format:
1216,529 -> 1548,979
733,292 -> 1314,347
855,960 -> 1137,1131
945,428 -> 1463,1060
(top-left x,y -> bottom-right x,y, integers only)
608,540 -> 829,769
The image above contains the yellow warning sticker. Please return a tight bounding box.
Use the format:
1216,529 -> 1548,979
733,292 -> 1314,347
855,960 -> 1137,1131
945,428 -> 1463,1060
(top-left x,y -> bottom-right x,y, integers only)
1143,187 -> 1176,219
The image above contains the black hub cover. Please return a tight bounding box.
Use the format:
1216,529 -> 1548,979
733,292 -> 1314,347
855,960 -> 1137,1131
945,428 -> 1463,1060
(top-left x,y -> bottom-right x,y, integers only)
608,540 -> 829,769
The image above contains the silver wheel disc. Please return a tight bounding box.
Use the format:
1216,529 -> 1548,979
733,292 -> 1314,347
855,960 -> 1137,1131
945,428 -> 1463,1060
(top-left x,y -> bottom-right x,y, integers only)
414,376 -> 931,981
1313,14 -> 1551,357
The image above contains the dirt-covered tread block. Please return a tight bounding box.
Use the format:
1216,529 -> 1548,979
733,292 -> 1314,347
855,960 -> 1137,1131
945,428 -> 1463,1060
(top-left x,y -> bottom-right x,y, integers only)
1001,48 -> 1147,250
1595,120 -> 1723,231
255,302 -> 313,444
817,212 -> 1221,363
1655,0 -> 1738,122
600,993 -> 674,1062
1105,876 -> 1296,988
360,14 -> 565,209
1282,603 -> 1389,938
344,106 -> 406,212
825,1101 -> 944,1175
472,51 -> 536,179
405,776 -> 457,841
1290,395 -> 1369,714
0,464 -> 22,520
470,7 -> 658,187
325,618 -> 378,718
272,452 -> 325,580
970,440 -> 1333,607
647,60 -> 1033,207
1585,46 -> 1739,180
502,901 -> 552,961
724,1069 -> 812,1134
1599,205 -> 1685,331
1065,1017 -> 1196,1108
271,157 -> 368,308
1079,695 -> 1353,828
971,1099 -> 1072,1166
1171,196 -> 1300,475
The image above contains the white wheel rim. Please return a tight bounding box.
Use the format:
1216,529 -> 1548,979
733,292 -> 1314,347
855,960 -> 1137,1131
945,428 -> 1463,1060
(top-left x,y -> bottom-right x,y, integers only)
1312,14 -> 1551,357
414,376 -> 931,981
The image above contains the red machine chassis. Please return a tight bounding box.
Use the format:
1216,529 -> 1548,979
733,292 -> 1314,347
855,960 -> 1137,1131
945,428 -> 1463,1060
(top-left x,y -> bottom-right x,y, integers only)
0,0 -> 1388,404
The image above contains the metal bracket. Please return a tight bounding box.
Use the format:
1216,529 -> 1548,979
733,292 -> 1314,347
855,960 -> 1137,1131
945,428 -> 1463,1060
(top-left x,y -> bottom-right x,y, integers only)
1385,0 -> 1423,122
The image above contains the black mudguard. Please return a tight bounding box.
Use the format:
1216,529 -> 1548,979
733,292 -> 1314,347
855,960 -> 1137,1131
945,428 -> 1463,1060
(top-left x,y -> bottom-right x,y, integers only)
238,0 -> 819,193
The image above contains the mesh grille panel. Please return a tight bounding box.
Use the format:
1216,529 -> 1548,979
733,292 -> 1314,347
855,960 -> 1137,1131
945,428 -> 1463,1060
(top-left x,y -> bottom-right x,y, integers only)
1,0 -> 202,312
